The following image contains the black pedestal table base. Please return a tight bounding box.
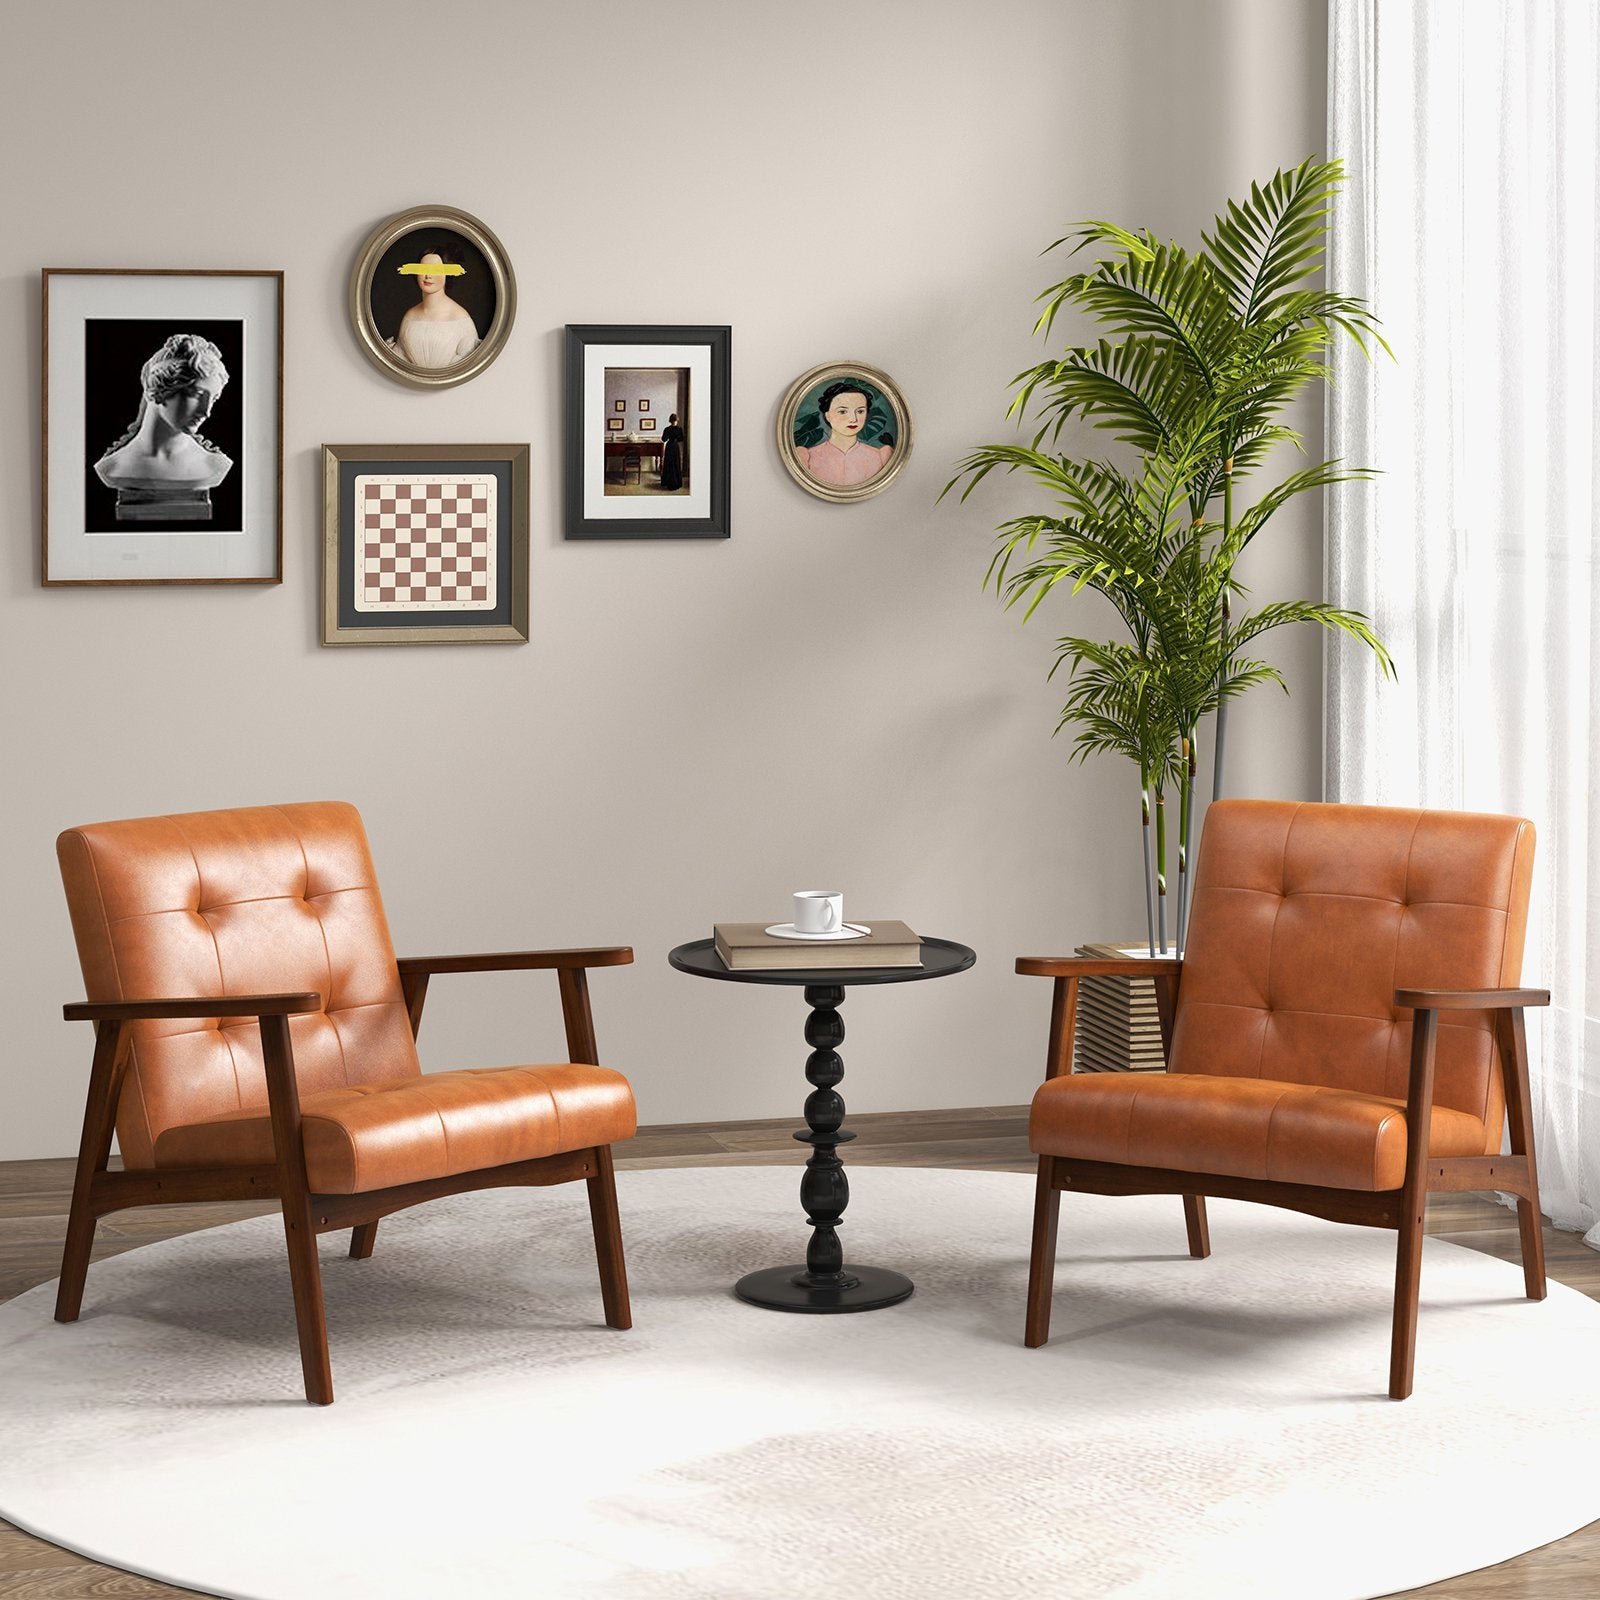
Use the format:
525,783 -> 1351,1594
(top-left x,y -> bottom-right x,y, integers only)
730,983 -> 913,1312
734,1263 -> 915,1312
666,936 -> 976,1315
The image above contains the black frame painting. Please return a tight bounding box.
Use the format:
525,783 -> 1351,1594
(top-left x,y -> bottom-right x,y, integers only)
564,324 -> 730,539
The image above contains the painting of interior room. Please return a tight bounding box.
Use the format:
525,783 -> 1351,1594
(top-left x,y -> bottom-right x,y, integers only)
602,365 -> 689,496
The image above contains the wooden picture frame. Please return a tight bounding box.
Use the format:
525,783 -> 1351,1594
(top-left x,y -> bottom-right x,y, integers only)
41,268 -> 284,585
321,443 -> 529,645
776,360 -> 913,504
348,206 -> 516,390
564,324 -> 730,539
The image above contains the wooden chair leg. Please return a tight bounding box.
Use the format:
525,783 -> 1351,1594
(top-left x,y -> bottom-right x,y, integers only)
55,1192 -> 99,1325
1183,1194 -> 1211,1258
586,1146 -> 631,1331
281,1199 -> 333,1405
349,1222 -> 379,1260
56,1019 -> 125,1324
1498,1009 -> 1547,1301
1389,1197 -> 1426,1401
1389,1005 -> 1441,1401
1515,1199 -> 1547,1301
1025,1155 -> 1062,1348
259,1013 -> 333,1404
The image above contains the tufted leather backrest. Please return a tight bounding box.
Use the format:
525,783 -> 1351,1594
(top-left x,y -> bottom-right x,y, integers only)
58,802 -> 421,1168
1171,800 -> 1535,1145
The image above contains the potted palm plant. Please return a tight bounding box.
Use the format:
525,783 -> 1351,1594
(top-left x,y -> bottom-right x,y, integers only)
947,157 -> 1392,954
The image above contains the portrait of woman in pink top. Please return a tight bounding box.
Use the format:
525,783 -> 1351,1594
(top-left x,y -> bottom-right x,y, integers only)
779,362 -> 912,503
794,381 -> 893,488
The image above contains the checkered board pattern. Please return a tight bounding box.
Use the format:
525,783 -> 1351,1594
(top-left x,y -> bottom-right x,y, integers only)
354,474 -> 498,612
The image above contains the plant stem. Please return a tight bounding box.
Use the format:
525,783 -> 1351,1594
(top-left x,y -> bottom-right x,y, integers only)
1175,738 -> 1190,953
1154,784 -> 1169,954
1212,457 -> 1234,803
1177,731 -> 1198,952
1141,788 -> 1156,957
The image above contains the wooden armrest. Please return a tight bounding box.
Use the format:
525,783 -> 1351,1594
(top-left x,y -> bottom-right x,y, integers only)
1394,987 -> 1550,1011
396,947 -> 634,976
1016,955 -> 1183,980
64,993 -> 321,1023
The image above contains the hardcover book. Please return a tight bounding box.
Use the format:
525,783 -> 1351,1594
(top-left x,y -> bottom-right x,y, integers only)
713,921 -> 921,971
1073,942 -> 1167,1072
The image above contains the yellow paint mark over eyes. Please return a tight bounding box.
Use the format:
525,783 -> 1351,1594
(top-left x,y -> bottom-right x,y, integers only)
398,262 -> 466,276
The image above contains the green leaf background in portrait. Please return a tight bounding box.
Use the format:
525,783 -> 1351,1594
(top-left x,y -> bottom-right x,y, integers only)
791,375 -> 898,450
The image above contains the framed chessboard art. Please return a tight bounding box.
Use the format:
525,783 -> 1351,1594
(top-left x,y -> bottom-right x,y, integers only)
320,443 -> 529,645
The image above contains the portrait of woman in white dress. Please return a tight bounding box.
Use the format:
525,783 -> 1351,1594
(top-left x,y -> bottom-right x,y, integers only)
389,251 -> 480,370
352,209 -> 513,389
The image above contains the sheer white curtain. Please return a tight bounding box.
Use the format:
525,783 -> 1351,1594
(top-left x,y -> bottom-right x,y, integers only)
1327,0 -> 1600,1245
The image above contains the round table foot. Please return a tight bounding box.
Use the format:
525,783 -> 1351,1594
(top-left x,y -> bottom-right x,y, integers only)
734,1264 -> 914,1313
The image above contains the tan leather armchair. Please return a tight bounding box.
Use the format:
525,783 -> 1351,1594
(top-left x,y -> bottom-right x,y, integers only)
55,801 -> 637,1404
1022,799 -> 1549,1399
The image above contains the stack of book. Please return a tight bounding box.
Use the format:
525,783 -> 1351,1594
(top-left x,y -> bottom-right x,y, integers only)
713,921 -> 921,971
1072,942 -> 1167,1073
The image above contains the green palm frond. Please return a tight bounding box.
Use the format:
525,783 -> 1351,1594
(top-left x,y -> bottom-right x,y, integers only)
1228,461 -> 1377,548
1048,637 -> 1186,789
1203,158 -> 1344,323
1225,599 -> 1395,678
1041,242 -> 1234,389
1010,336 -> 1200,451
949,156 -> 1393,819
1212,657 -> 1288,701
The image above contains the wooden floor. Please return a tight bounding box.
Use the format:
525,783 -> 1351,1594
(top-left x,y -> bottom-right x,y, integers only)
2,1106 -> 1596,1599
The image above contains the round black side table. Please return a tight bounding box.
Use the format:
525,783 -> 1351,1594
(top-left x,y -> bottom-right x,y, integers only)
667,936 -> 976,1313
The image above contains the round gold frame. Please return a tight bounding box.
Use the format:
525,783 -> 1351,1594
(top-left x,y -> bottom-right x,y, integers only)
349,205 -> 517,391
775,360 -> 913,503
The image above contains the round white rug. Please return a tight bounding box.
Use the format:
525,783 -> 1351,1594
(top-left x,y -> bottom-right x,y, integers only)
1,1166 -> 1597,1600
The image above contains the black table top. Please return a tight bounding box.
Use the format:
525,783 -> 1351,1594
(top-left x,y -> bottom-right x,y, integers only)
668,936 -> 975,987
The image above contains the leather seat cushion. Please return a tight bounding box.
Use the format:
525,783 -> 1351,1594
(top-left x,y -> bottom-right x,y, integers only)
1030,1071 -> 1488,1192
152,1064 -> 636,1194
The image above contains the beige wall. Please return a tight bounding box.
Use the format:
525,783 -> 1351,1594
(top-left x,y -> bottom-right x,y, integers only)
0,1 -> 1327,1160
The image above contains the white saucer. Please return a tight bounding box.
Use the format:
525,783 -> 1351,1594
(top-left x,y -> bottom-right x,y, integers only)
764,923 -> 870,941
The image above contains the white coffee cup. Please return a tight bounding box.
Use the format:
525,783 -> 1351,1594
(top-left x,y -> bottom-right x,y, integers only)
793,890 -> 843,935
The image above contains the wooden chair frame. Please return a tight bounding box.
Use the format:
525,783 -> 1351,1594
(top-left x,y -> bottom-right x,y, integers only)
57,946 -> 635,1405
1019,956 -> 1550,1399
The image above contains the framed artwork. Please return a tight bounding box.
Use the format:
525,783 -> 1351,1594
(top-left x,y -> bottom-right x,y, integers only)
321,443 -> 529,645
564,324 -> 730,539
776,360 -> 913,503
607,417 -> 625,431
41,269 -> 283,586
348,206 -> 516,390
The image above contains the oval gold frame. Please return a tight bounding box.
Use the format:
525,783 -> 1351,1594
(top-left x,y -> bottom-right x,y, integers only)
349,205 -> 517,391
776,360 -> 913,503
